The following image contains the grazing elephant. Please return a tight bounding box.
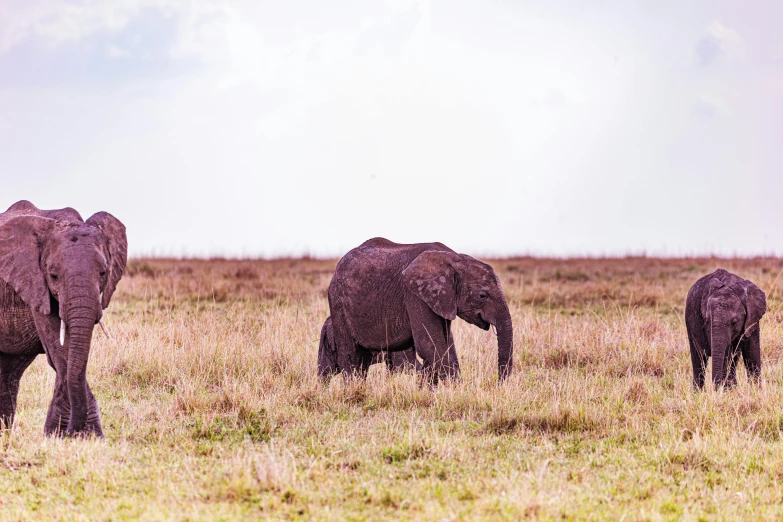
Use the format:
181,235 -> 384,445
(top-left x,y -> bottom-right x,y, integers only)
0,200 -> 127,436
318,316 -> 421,378
324,238 -> 513,384
685,268 -> 766,390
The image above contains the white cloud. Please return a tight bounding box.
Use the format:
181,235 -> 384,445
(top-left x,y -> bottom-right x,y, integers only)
707,20 -> 745,59
693,94 -> 727,119
529,87 -> 568,109
1,0 -> 139,52
106,43 -> 131,59
695,20 -> 745,66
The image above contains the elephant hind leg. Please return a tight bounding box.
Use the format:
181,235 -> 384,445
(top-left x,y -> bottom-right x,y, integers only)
357,347 -> 375,377
387,347 -> 421,374
330,314 -> 367,381
318,318 -> 340,383
0,351 -> 38,429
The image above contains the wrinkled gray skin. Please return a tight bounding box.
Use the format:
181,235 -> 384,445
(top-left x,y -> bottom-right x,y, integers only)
685,269 -> 766,390
0,201 -> 127,436
318,316 -> 421,376
324,238 -> 513,384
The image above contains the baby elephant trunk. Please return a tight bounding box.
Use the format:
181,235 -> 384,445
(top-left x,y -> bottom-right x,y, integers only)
495,305 -> 513,381
710,322 -> 731,389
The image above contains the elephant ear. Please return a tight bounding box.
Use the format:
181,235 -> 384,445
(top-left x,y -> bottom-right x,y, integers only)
0,216 -> 55,315
743,281 -> 766,338
402,251 -> 458,321
86,212 -> 128,309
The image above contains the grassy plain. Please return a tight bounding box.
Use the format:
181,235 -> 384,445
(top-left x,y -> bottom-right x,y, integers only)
1,256 -> 783,520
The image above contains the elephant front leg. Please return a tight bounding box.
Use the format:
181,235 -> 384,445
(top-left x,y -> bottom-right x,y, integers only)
44,373 -> 70,436
45,375 -> 102,437
407,299 -> 460,384
0,352 -> 38,429
725,348 -> 741,389
687,331 -> 708,390
84,382 -> 103,437
741,332 -> 762,385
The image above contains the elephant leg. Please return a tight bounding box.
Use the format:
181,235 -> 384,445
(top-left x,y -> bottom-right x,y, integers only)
725,346 -> 741,389
357,346 -> 374,377
84,382 -> 103,437
407,297 -> 459,384
687,331 -> 708,390
0,352 -> 38,429
43,364 -> 103,438
387,346 -> 420,374
44,372 -> 70,436
444,323 -> 459,375
318,318 -> 340,383
380,339 -> 418,374
384,351 -> 394,373
741,332 -> 762,385
371,350 -> 388,369
331,314 -> 365,382
40,345 -> 73,437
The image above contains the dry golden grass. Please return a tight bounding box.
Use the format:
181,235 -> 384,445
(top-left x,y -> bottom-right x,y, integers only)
2,256 -> 783,520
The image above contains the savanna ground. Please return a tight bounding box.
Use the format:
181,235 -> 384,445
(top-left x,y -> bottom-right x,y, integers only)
2,256 -> 783,520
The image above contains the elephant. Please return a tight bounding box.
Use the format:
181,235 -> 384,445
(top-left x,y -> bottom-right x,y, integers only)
318,315 -> 421,378
323,238 -> 513,384
0,200 -> 127,436
685,268 -> 766,390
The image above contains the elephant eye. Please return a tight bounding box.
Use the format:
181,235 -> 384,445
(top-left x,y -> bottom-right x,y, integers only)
478,291 -> 488,300
50,274 -> 58,281
100,271 -> 106,277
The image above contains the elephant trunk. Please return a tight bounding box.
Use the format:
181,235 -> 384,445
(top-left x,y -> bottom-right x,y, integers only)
495,304 -> 514,381
62,287 -> 100,435
710,321 -> 729,389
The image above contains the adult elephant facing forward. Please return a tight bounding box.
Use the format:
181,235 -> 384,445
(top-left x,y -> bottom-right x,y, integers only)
0,200 -> 127,436
324,238 -> 513,384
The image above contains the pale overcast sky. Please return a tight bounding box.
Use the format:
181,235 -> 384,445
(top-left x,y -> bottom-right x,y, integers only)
1,1 -> 781,257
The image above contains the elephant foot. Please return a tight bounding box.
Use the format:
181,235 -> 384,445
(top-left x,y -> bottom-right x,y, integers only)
0,414 -> 14,430
63,425 -> 104,439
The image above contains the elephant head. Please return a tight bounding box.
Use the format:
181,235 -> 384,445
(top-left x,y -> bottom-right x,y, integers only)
702,273 -> 766,387
0,210 -> 127,435
402,251 -> 513,380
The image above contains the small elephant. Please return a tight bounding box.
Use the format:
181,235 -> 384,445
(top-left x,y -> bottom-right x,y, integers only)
318,316 -> 421,378
0,200 -> 127,436
324,238 -> 513,384
685,268 -> 766,389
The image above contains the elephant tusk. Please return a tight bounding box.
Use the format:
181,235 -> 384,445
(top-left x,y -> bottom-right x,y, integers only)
99,319 -> 112,340
60,320 -> 66,346
491,324 -> 498,335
